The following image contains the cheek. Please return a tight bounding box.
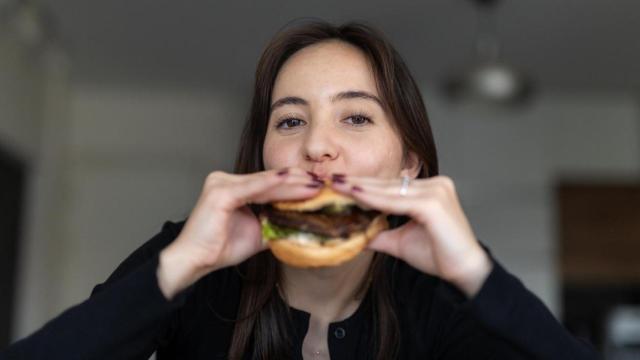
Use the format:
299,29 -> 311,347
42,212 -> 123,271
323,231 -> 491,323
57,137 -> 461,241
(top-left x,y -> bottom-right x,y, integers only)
262,136 -> 298,170
345,135 -> 404,177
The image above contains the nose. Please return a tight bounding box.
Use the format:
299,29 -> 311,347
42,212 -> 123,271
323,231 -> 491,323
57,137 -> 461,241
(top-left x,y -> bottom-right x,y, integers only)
303,120 -> 339,163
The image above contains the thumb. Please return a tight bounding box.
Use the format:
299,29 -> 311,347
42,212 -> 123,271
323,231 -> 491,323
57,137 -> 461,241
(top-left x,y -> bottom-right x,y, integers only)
367,226 -> 403,258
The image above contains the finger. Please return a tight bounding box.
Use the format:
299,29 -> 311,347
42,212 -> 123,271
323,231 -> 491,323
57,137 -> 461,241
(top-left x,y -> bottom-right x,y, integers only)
367,227 -> 403,258
332,182 -> 432,221
224,170 -> 289,208
344,180 -> 419,198
368,221 -> 429,258
250,179 -> 323,204
333,175 -> 450,208
331,174 -> 396,187
332,175 -> 440,198
227,167 -> 315,197
235,170 -> 324,205
241,206 -> 268,255
236,167 -> 314,185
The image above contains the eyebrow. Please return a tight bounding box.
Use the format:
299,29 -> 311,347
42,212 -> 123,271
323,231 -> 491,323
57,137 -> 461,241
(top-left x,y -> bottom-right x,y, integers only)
269,90 -> 383,114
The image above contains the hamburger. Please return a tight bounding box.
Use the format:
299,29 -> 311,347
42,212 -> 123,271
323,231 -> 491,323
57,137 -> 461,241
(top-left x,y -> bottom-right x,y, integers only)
260,183 -> 388,267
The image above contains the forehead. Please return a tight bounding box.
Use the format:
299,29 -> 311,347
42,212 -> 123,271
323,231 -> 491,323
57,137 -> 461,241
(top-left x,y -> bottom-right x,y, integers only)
272,40 -> 379,101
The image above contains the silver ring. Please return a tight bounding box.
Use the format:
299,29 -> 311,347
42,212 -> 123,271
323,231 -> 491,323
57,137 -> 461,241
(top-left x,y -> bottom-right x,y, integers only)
399,175 -> 410,196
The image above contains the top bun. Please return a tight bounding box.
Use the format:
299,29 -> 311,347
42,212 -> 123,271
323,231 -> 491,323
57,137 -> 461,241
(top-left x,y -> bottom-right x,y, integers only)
273,185 -> 356,212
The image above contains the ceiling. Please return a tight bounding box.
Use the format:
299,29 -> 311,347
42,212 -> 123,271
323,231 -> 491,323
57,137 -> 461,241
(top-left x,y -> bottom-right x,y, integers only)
38,0 -> 640,94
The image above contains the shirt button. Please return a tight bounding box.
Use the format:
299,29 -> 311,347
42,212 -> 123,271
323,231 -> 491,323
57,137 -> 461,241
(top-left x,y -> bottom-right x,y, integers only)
334,327 -> 346,339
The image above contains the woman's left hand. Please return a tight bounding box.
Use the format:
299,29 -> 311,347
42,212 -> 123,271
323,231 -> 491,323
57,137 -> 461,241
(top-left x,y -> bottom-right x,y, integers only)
331,174 -> 493,298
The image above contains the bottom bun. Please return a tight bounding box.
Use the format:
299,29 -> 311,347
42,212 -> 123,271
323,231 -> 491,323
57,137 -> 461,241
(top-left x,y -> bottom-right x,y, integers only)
267,214 -> 388,267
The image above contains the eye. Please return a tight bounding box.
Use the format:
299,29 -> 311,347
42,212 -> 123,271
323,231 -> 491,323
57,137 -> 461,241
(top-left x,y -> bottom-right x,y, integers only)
275,117 -> 306,129
344,113 -> 373,126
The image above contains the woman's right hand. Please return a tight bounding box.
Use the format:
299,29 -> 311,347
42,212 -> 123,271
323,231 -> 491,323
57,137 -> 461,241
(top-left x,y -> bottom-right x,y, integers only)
157,168 -> 321,299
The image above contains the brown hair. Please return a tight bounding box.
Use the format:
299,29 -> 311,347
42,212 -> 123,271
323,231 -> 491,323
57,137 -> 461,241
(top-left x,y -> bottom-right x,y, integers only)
230,19 -> 439,359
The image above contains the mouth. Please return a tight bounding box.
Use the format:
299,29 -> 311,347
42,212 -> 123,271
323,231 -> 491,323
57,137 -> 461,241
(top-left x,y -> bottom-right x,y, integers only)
307,170 -> 328,180
307,169 -> 345,181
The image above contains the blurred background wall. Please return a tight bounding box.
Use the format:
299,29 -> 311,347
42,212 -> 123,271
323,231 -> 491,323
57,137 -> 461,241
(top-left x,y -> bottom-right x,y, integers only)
1,0 -> 639,357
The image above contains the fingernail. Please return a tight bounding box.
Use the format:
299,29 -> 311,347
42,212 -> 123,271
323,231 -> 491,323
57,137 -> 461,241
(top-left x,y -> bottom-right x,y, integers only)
351,185 -> 363,192
306,171 -> 320,179
311,178 -> 325,185
306,183 -> 323,188
331,173 -> 346,182
277,168 -> 289,176
332,176 -> 346,184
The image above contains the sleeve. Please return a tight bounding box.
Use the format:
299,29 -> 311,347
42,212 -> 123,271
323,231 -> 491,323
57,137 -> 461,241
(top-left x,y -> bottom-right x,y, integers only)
0,220 -> 191,360
437,248 -> 602,360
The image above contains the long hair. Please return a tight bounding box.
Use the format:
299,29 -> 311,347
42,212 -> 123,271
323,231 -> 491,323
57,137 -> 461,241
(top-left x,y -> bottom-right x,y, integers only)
229,20 -> 439,360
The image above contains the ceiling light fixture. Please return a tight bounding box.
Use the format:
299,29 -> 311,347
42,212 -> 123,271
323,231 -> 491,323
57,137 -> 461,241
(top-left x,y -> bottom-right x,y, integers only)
442,0 -> 534,106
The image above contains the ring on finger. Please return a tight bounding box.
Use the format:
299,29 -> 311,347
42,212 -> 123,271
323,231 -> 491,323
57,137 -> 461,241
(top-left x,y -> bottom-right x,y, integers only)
399,175 -> 411,196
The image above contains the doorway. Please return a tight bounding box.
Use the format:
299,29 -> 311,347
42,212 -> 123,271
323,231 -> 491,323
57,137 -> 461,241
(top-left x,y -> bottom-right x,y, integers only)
0,143 -> 26,347
557,181 -> 640,358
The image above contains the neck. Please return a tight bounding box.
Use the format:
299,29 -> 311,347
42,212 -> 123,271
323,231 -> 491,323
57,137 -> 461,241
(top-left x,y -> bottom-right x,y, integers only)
280,250 -> 374,322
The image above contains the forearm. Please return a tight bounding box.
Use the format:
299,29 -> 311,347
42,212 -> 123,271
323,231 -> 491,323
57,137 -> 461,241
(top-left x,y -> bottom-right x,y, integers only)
447,249 -> 493,298
157,240 -> 217,300
466,260 -> 602,359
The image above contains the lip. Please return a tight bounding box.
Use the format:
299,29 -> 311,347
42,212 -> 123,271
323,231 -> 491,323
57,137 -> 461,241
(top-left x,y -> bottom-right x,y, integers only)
308,169 -> 339,180
307,168 -> 325,179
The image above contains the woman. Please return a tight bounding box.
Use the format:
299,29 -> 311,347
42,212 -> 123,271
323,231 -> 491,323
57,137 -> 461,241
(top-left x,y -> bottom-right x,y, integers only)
1,21 -> 600,360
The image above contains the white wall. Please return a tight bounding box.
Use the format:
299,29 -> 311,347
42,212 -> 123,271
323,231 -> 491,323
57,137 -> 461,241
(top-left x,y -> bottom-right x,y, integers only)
0,29 -> 43,163
0,27 -> 75,341
0,22 -> 45,342
53,85 -> 246,314
12,47 -> 72,339
425,91 -> 640,316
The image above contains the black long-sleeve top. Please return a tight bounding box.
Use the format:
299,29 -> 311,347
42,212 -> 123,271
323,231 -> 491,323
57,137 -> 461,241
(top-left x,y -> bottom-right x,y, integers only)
1,218 -> 602,359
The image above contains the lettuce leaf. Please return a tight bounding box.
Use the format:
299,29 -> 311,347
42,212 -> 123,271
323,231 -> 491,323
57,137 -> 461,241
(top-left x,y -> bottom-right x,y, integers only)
260,218 -> 329,243
261,219 -> 299,240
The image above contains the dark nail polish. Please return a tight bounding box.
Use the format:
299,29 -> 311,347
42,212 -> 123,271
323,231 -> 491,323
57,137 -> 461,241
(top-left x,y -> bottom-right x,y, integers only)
306,171 -> 320,179
351,185 -> 363,192
277,168 -> 289,176
332,176 -> 345,184
306,183 -> 323,188
331,173 -> 346,182
312,178 -> 325,185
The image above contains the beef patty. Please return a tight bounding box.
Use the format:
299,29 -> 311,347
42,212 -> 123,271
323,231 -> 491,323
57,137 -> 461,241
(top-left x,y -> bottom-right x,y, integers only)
262,206 -> 380,239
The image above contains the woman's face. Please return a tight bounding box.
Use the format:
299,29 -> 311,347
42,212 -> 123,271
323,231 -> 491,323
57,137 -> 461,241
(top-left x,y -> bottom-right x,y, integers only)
263,40 -> 418,179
